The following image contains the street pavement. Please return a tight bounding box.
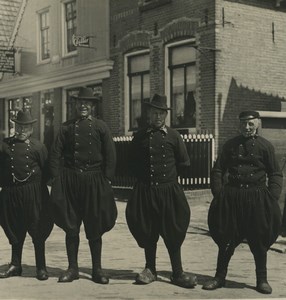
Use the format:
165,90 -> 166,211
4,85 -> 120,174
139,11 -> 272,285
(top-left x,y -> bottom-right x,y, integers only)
0,189 -> 286,300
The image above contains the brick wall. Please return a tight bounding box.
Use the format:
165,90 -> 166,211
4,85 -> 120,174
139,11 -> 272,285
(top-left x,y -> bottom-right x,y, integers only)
108,0 -> 216,136
108,0 -> 286,152
215,0 -> 286,149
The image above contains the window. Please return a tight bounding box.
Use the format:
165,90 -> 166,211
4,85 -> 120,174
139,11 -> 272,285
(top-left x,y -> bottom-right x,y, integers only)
39,10 -> 50,61
127,52 -> 150,131
64,0 -> 77,53
168,43 -> 196,128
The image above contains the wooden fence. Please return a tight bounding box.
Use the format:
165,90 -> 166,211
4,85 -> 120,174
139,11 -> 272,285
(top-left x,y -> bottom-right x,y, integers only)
112,134 -> 215,190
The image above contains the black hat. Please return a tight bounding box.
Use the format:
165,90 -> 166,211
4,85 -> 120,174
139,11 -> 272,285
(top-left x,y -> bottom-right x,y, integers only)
239,110 -> 260,120
145,94 -> 171,110
11,110 -> 37,125
72,87 -> 97,100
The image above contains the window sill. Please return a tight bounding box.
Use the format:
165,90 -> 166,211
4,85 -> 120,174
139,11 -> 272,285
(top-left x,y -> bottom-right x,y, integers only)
62,50 -> 78,59
37,58 -> 51,65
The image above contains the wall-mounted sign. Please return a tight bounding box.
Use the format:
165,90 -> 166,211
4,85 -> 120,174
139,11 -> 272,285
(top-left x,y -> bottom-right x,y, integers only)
72,34 -> 90,48
0,48 -> 15,73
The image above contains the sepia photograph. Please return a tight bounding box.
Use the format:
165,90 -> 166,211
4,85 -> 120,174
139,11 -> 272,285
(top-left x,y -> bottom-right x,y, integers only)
0,0 -> 286,299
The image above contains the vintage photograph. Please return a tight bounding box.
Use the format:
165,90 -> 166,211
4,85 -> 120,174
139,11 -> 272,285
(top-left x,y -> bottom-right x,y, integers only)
0,0 -> 286,299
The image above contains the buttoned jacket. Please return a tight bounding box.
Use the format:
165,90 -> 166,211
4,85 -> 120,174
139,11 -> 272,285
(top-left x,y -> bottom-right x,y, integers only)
0,137 -> 48,187
211,135 -> 283,199
49,116 -> 116,180
130,126 -> 190,185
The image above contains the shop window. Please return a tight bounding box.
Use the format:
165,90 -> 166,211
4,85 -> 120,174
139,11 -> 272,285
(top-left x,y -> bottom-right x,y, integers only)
66,84 -> 102,120
127,52 -> 150,131
8,97 -> 33,137
168,42 -> 196,128
38,10 -> 50,61
42,91 -> 54,151
63,0 -> 77,54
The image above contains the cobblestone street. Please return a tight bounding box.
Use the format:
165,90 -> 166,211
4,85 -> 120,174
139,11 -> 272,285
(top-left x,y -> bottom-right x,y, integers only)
0,190 -> 286,299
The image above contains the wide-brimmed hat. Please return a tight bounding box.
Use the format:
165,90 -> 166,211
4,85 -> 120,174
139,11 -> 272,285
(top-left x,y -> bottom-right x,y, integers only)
11,110 -> 37,125
72,87 -> 97,100
239,110 -> 260,120
145,94 -> 172,110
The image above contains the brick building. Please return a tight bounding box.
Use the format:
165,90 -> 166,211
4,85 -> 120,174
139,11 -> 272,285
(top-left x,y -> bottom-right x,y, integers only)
0,0 -> 286,160
108,0 -> 286,160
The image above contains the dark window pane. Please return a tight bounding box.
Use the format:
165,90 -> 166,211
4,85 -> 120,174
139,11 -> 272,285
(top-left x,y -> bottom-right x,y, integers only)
169,43 -> 196,128
128,53 -> 150,130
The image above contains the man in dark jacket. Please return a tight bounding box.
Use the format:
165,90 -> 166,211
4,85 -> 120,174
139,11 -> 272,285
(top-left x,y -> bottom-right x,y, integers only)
202,111 -> 282,294
49,87 -> 117,284
126,94 -> 197,289
0,110 -> 53,280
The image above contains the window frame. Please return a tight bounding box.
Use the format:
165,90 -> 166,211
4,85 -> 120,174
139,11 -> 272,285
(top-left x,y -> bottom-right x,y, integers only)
37,7 -> 51,64
124,50 -> 150,134
165,39 -> 197,129
61,0 -> 77,57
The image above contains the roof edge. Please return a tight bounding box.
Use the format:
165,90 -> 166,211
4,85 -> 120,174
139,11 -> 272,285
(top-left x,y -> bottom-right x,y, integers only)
9,0 -> 28,48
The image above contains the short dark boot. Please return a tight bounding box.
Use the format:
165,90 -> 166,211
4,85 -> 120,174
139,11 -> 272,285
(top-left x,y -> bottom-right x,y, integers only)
89,238 -> 109,284
171,272 -> 197,288
0,242 -> 24,278
58,268 -> 79,283
0,264 -> 22,278
92,268 -> 109,284
135,268 -> 157,284
254,251 -> 271,294
58,235 -> 80,283
168,246 -> 197,288
256,279 -> 272,294
202,244 -> 234,290
202,277 -> 226,290
34,240 -> 49,281
36,268 -> 49,281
